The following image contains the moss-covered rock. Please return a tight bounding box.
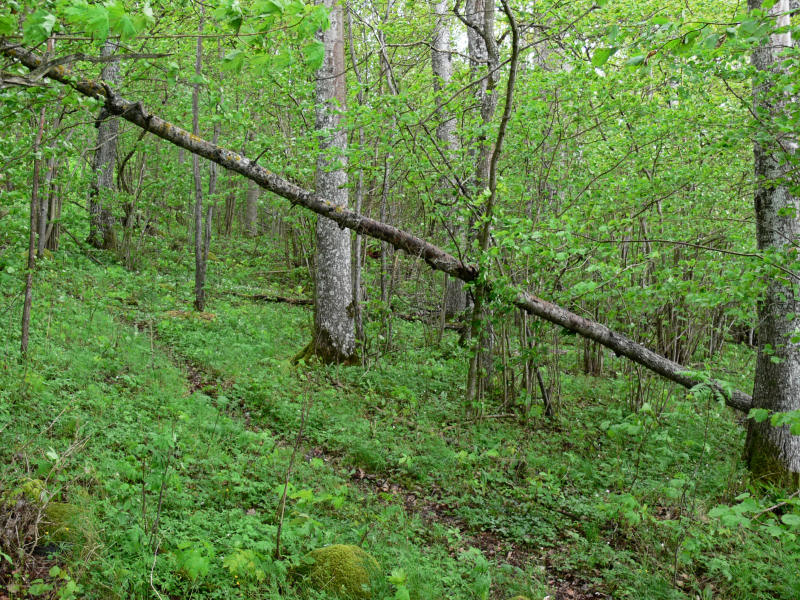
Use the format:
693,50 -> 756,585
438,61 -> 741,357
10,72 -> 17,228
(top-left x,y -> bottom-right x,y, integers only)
301,544 -> 380,599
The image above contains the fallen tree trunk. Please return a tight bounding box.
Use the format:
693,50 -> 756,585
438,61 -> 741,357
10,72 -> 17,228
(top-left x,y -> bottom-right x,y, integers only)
0,42 -> 752,412
232,292 -> 313,306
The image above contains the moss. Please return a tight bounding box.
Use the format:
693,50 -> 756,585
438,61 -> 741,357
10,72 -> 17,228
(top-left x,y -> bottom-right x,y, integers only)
746,429 -> 800,489
301,544 -> 380,599
3,478 -> 48,505
43,489 -> 97,548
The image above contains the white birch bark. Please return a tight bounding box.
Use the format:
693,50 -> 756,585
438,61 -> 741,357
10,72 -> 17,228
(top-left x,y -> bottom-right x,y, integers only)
745,0 -> 800,485
309,0 -> 356,362
433,0 -> 467,317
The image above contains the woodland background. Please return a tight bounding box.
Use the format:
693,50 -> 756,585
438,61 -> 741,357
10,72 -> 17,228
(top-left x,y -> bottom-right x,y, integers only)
1,0 -> 800,599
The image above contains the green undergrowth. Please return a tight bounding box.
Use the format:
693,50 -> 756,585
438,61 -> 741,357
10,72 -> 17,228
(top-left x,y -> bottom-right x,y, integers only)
0,252 -> 545,599
1,241 -> 799,599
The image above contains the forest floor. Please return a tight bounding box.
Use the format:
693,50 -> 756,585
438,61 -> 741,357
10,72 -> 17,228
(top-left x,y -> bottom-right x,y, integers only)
1,239 -> 798,600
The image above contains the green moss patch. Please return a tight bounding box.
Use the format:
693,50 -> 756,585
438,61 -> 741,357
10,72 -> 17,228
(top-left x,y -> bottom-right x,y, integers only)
301,544 -> 380,599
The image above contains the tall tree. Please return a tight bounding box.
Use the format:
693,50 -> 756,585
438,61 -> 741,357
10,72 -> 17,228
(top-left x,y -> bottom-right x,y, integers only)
87,41 -> 120,250
304,0 -> 356,362
192,7 -> 211,311
459,0 -> 502,408
744,0 -> 800,485
20,106 -> 46,356
432,0 -> 466,319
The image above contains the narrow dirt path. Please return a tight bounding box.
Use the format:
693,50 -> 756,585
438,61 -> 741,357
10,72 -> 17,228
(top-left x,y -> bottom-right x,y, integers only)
114,308 -> 607,600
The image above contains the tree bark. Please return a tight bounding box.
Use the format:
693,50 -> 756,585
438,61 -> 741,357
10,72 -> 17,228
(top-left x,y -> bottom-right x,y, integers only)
192,9 -> 208,311
303,0 -> 356,363
245,178 -> 260,237
21,107 -> 46,356
464,0 -> 504,408
0,41 -> 755,410
432,0 -> 467,318
87,41 -> 119,250
346,6 -> 366,345
744,0 -> 800,486
462,0 -> 503,406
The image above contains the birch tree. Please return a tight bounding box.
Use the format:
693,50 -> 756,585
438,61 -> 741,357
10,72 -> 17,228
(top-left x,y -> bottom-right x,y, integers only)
302,0 -> 357,363
432,0 -> 467,319
744,0 -> 800,486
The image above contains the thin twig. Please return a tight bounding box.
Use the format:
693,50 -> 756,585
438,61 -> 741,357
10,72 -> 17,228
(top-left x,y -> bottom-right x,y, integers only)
274,389 -> 313,559
150,538 -> 165,600
753,490 -> 800,520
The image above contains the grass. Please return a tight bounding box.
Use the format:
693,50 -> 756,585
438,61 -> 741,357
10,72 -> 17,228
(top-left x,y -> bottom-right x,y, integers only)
1,236 -> 798,600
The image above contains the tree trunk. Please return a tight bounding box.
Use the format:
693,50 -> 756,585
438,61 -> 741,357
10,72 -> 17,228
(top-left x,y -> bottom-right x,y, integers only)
223,169 -> 236,236
744,0 -> 800,486
44,181 -> 62,252
21,107 -> 46,356
87,41 -> 119,250
192,9 -> 208,311
41,151 -> 59,253
36,157 -> 49,257
305,0 -> 356,363
464,0 -> 501,408
432,0 -> 467,319
245,179 -> 260,237
346,6 -> 366,345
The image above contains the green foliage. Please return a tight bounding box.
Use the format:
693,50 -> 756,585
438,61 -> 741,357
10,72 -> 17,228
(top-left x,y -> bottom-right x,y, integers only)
2,0 -> 800,598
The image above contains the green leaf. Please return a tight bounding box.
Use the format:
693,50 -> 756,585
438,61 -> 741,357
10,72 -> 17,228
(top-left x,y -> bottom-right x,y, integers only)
748,408 -> 770,423
592,47 -> 617,67
739,20 -> 759,35
85,5 -> 110,40
708,505 -> 729,518
223,49 -> 245,73
108,1 -> 138,41
214,0 -> 243,32
254,0 -> 286,14
702,34 -> 720,49
22,11 -> 56,44
27,582 -> 53,596
273,47 -> 295,69
781,514 -> 800,528
0,14 -> 16,35
626,55 -> 646,66
302,40 -> 324,70
306,4 -> 330,32
388,568 -> 407,585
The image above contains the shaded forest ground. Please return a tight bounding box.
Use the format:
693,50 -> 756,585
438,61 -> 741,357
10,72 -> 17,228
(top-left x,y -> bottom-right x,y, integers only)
1,237 -> 797,600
